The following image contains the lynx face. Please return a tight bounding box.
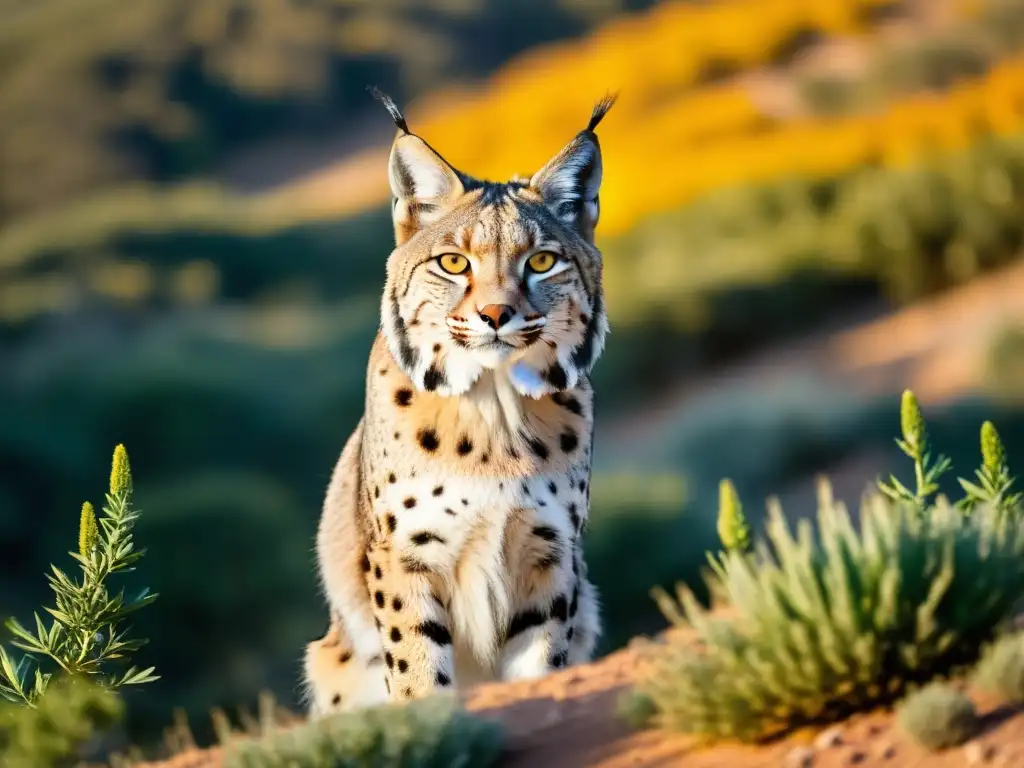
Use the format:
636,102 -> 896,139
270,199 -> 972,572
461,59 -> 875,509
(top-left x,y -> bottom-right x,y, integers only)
378,97 -> 613,398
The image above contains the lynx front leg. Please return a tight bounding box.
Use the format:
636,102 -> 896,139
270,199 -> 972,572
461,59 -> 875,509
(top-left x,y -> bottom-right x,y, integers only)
365,541 -> 456,702
498,550 -> 577,681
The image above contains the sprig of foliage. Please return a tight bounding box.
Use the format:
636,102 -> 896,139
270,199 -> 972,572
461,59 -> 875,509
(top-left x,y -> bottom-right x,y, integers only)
878,390 -> 951,511
0,445 -> 158,706
958,421 -> 1023,519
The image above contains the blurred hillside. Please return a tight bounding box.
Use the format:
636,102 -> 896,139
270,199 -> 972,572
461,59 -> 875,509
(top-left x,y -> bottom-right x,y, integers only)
0,0 -> 652,220
3,0 -> 1024,755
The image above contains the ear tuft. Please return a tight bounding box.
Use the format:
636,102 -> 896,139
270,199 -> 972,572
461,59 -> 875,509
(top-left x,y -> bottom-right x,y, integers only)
368,85 -> 409,134
586,93 -> 617,133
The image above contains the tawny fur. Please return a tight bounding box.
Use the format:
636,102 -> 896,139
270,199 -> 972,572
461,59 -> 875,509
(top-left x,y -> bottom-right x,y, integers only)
303,94 -> 613,715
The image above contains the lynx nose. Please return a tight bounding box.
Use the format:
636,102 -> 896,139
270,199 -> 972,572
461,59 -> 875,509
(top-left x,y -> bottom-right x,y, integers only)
478,304 -> 514,330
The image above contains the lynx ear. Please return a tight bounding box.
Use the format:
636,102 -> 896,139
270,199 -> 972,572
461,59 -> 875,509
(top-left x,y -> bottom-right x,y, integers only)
530,95 -> 615,241
371,88 -> 465,245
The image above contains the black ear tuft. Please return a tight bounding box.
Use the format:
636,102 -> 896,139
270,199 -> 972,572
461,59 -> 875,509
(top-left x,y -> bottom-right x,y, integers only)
368,86 -> 409,134
586,93 -> 618,133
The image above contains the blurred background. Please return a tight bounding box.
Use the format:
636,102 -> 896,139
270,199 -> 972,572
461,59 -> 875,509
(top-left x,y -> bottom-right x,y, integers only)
3,0 -> 1024,749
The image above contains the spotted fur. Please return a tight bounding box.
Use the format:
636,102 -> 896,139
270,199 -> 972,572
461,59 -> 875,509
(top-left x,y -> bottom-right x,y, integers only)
303,92 -> 613,715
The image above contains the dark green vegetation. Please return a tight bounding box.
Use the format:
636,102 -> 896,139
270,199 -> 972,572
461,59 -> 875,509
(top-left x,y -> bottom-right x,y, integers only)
627,397 -> 1024,743
0,676 -> 124,768
224,695 -> 502,768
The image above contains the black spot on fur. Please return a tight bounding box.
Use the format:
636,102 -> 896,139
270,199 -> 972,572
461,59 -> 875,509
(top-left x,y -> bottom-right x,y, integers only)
579,480 -> 587,492
385,679 -> 391,693
386,514 -> 397,533
568,503 -> 580,532
462,498 -> 469,506
374,486 -> 380,499
550,595 -> 569,622
532,525 -> 559,542
397,659 -> 409,673
527,436 -> 549,461
560,429 -> 579,453
550,651 -> 568,668
403,687 -> 413,698
567,627 -> 575,641
552,392 -> 584,416
416,620 -> 453,646
456,435 -> 473,456
433,343 -> 442,352
548,481 -> 557,494
506,609 -> 546,642
423,365 -> 446,392
417,428 -> 440,452
394,388 -> 413,407
436,671 -> 451,686
374,565 -> 383,580
403,497 -> 417,509
570,586 -> 579,617
339,650 -> 352,663
432,486 -> 444,497
388,473 -> 397,484
411,530 -> 446,546
361,553 -> 371,572
546,363 -> 568,389
392,596 -> 403,611
390,627 -> 402,642
444,507 -> 456,516
332,693 -> 342,706
385,652 -> 394,669
374,591 -> 385,608
480,452 -> 489,464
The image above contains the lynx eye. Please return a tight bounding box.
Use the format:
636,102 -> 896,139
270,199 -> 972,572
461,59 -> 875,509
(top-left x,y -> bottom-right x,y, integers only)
437,253 -> 470,275
526,251 -> 558,274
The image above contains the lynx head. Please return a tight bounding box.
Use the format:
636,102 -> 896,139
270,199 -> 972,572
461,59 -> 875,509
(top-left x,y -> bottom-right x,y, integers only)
373,88 -> 613,398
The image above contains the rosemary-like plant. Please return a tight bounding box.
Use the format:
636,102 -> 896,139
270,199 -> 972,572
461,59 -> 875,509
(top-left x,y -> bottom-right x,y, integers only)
878,390 -> 952,511
0,445 -> 158,706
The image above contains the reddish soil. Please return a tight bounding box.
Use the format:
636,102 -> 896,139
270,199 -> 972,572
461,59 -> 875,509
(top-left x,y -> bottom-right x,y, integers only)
137,628 -> 1024,768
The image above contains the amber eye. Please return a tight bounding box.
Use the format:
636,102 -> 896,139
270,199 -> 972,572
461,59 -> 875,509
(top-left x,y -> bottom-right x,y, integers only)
526,251 -> 558,274
437,253 -> 470,275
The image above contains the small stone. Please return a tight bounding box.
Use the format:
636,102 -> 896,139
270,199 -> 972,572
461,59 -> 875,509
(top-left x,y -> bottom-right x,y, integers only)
814,727 -> 844,750
964,741 -> 995,765
785,746 -> 815,768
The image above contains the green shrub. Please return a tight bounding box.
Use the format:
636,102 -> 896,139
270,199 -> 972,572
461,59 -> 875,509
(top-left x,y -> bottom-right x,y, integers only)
0,675 -> 124,768
630,397 -> 1024,743
897,683 -> 978,751
973,632 -> 1024,704
0,444 -> 157,704
224,694 -> 502,768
